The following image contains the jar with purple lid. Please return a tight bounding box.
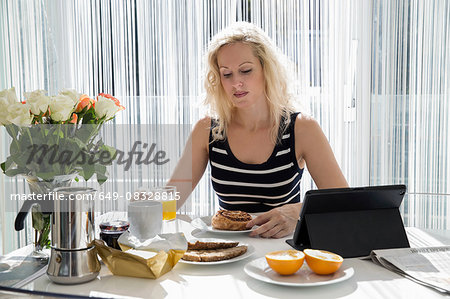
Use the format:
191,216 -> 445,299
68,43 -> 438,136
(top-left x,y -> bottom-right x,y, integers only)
99,220 -> 130,250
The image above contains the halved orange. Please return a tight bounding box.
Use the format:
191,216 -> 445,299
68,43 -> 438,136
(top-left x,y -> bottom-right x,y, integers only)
303,249 -> 343,275
265,250 -> 305,275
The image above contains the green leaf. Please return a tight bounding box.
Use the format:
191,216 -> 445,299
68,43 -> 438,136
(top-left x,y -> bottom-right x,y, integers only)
96,172 -> 108,185
31,205 -> 45,231
3,156 -> 16,171
95,163 -> 107,173
12,149 -> 32,169
5,124 -> 19,139
18,127 -> 33,149
102,145 -> 117,161
35,171 -> 58,181
5,169 -> 24,177
72,136 -> 89,149
81,108 -> 97,124
80,164 -> 95,181
94,163 -> 108,184
10,140 -> 20,155
40,215 -> 51,249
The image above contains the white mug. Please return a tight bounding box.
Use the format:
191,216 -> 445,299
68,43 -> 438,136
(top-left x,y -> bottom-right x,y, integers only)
127,201 -> 162,240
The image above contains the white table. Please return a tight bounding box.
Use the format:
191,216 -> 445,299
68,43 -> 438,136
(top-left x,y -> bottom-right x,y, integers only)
12,219 -> 449,299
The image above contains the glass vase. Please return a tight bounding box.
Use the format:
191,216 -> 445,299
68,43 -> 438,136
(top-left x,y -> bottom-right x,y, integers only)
25,174 -> 77,258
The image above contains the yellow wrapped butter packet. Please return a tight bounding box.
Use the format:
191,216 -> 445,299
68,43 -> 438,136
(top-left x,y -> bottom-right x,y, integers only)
94,232 -> 187,279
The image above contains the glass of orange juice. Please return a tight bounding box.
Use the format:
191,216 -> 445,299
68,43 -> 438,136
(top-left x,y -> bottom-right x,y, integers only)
151,186 -> 177,221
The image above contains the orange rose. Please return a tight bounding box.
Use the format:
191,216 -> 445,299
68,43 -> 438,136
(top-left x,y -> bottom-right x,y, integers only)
69,113 -> 78,124
76,94 -> 94,112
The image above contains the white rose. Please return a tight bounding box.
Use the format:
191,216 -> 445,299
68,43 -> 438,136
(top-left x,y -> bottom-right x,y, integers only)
0,97 -> 12,125
24,90 -> 50,115
95,95 -> 120,119
49,95 -> 75,122
59,89 -> 81,104
24,89 -> 46,99
0,87 -> 18,104
6,102 -> 33,126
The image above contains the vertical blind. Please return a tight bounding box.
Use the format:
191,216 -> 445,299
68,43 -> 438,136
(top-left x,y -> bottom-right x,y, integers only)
1,0 -> 448,254
0,0 -> 362,253
371,0 -> 450,229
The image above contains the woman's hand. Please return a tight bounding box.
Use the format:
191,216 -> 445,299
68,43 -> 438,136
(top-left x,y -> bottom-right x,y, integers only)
246,203 -> 302,238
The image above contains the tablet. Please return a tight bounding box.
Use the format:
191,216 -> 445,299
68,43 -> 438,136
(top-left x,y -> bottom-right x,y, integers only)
286,185 -> 410,258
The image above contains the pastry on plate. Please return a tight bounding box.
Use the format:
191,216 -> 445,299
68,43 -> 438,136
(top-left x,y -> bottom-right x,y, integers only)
211,209 -> 252,231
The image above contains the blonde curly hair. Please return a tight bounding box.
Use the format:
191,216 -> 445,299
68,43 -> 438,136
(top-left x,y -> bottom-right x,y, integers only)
204,22 -> 296,144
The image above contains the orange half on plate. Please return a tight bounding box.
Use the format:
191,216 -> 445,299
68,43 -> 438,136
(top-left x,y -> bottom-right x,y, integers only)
265,250 -> 305,275
303,249 -> 343,275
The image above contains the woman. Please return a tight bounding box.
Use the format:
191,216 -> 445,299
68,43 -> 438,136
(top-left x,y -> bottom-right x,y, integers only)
169,22 -> 348,238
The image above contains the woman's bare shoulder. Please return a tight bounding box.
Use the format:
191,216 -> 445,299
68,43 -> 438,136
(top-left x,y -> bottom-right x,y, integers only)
192,116 -> 212,135
191,116 -> 211,150
294,113 -> 322,137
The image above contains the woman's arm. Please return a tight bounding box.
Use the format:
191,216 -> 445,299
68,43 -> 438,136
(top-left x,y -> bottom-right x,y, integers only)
247,114 -> 348,238
167,117 -> 210,210
295,114 -> 348,189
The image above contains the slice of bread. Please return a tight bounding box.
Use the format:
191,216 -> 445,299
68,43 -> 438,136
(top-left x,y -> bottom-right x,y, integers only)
187,239 -> 239,250
182,245 -> 248,262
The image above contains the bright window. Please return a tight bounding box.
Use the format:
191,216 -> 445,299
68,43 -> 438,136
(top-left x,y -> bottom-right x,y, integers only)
1,0 -> 449,254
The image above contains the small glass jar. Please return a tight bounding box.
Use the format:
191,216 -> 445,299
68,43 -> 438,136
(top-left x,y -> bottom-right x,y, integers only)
99,220 -> 130,250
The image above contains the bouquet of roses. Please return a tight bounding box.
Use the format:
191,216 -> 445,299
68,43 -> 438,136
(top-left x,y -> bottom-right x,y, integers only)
0,87 -> 124,250
0,87 -> 124,183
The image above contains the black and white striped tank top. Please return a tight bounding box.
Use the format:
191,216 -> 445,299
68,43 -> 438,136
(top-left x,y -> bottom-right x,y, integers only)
209,112 -> 304,213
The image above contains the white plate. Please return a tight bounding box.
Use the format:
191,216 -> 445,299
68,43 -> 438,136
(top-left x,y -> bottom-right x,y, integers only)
179,243 -> 255,265
191,216 -> 254,234
244,257 -> 354,287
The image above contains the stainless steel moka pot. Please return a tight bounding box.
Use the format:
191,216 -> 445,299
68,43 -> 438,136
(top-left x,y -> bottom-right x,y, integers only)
15,187 -> 100,284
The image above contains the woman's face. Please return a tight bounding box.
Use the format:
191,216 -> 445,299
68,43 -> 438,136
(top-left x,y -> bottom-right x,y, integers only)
217,42 -> 265,109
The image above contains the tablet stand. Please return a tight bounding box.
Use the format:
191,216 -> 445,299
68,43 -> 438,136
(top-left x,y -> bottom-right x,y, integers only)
286,208 -> 410,258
